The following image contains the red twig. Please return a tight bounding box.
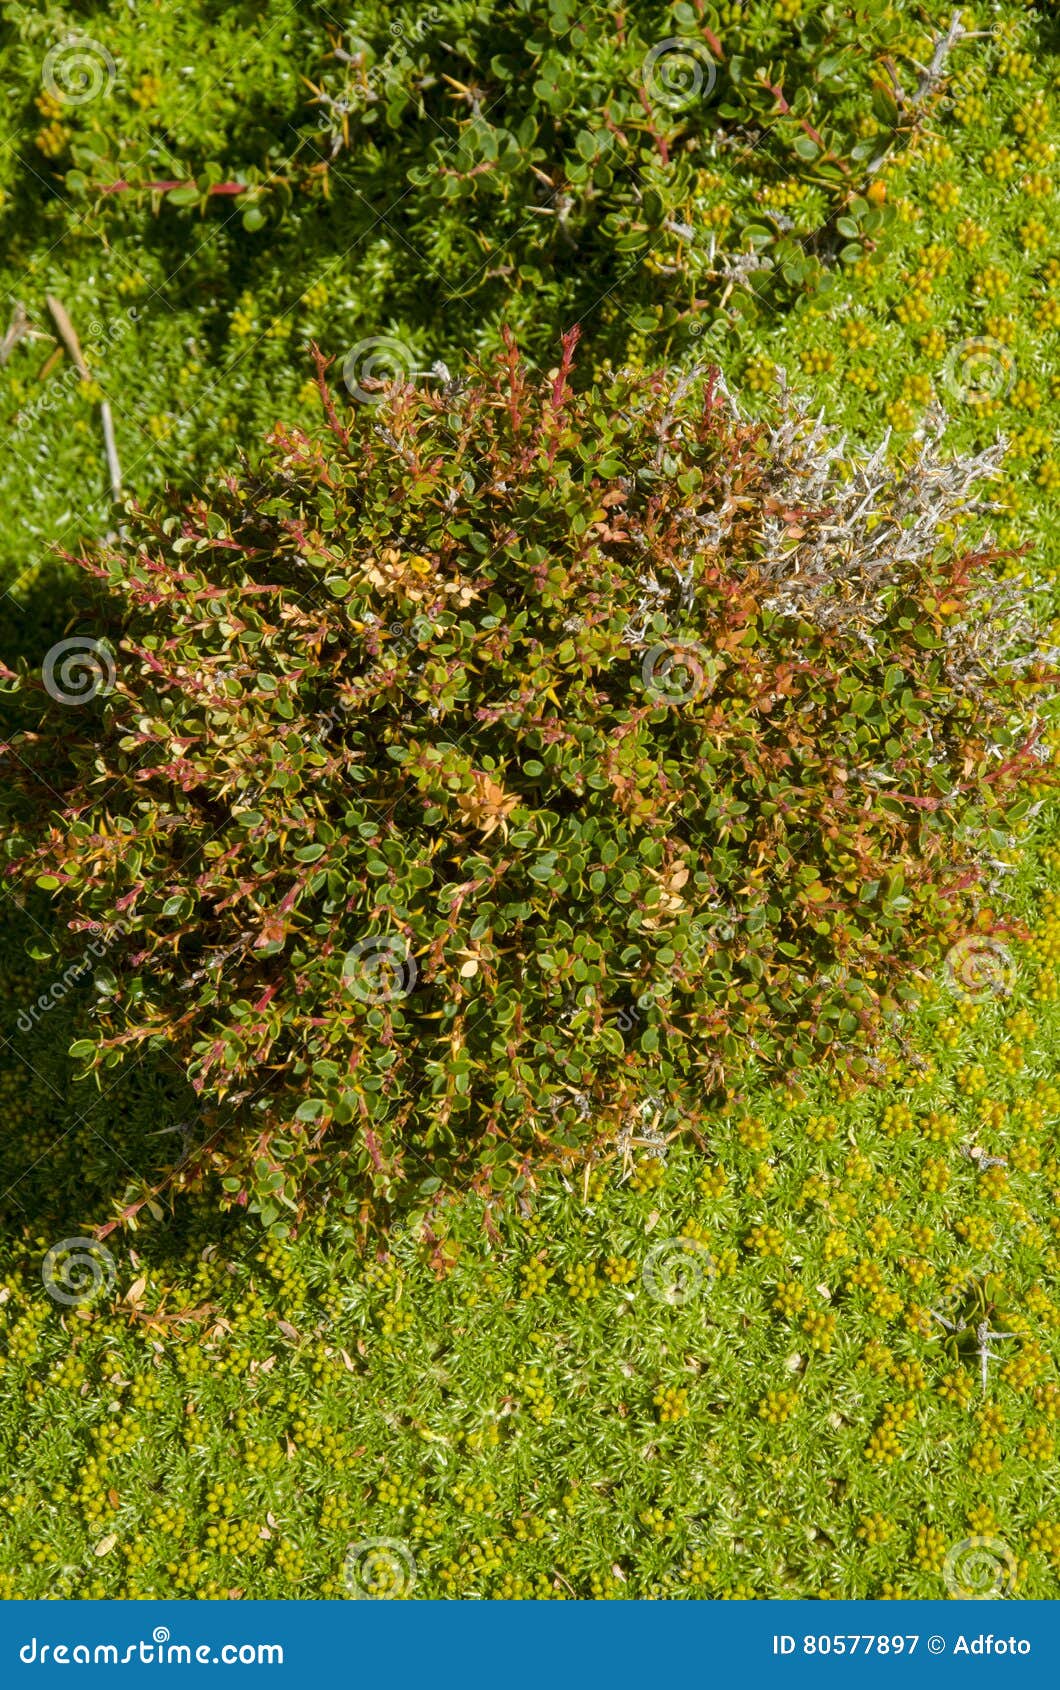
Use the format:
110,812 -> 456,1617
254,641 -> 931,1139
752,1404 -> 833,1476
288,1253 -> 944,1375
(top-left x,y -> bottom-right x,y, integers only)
549,325 -> 581,412
763,81 -> 850,175
310,341 -> 350,449
635,86 -> 670,164
100,179 -> 247,197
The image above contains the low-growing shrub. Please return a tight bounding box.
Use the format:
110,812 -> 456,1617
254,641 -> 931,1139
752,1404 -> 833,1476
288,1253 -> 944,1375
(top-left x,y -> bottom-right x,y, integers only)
14,0 -> 976,367
3,339 -> 1046,1232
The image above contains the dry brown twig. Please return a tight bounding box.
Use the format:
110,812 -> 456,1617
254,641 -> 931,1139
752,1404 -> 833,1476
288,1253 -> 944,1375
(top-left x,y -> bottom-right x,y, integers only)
46,294 -> 123,501
0,302 -> 42,366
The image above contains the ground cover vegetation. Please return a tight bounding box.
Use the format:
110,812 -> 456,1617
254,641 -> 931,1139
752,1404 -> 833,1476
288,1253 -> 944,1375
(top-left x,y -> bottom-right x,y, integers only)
0,0 -> 1057,1601
6,347 -> 1045,1233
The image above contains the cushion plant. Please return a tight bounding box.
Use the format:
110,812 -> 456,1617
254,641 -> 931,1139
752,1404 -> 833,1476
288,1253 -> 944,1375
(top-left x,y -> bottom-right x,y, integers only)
4,338 -> 1045,1234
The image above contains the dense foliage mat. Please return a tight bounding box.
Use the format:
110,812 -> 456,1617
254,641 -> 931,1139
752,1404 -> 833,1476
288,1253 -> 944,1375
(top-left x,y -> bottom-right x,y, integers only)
4,0 -> 961,366
6,344 -> 1046,1231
